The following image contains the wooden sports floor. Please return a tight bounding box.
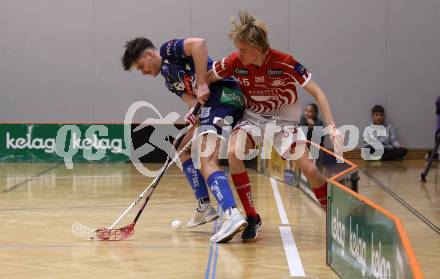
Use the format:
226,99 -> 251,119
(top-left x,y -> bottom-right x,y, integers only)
0,160 -> 438,278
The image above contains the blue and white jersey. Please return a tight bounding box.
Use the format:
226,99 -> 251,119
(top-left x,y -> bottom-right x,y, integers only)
159,39 -> 236,97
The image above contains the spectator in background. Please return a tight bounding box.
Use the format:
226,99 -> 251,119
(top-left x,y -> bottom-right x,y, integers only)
364,105 -> 408,160
300,103 -> 325,148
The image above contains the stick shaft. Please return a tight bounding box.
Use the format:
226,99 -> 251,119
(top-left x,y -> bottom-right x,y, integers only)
108,103 -> 201,229
108,138 -> 193,229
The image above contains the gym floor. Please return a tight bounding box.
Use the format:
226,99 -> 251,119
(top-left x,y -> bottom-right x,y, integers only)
0,160 -> 438,278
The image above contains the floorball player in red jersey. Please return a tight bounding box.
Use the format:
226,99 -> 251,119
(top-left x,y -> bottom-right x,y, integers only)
196,11 -> 343,241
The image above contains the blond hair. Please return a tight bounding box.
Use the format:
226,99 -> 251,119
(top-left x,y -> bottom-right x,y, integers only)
229,11 -> 270,51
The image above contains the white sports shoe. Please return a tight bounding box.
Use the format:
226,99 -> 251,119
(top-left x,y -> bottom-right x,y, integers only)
187,204 -> 219,228
210,208 -> 248,243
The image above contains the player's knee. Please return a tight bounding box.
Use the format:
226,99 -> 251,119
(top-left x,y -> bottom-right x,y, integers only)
227,146 -> 239,162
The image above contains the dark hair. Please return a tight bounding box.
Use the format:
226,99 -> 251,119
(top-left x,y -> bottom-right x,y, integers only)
121,37 -> 156,71
371,105 -> 385,114
306,103 -> 319,115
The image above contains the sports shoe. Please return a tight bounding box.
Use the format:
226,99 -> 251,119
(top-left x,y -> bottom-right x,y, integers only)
187,204 -> 219,228
242,214 -> 262,241
210,208 -> 247,243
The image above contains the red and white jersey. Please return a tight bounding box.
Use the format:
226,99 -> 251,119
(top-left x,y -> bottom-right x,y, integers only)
212,48 -> 311,122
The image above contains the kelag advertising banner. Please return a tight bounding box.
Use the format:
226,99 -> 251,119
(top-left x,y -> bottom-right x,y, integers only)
0,124 -> 129,163
328,183 -> 415,279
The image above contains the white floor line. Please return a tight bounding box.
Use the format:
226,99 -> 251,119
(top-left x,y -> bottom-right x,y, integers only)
270,178 -> 289,225
270,178 -> 306,277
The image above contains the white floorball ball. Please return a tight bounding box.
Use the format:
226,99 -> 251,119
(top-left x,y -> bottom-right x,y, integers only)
171,220 -> 182,230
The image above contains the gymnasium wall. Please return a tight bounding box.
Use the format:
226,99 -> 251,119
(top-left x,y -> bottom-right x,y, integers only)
0,0 -> 439,148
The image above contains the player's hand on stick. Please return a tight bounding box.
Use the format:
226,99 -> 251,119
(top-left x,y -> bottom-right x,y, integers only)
184,106 -> 199,125
195,83 -> 210,105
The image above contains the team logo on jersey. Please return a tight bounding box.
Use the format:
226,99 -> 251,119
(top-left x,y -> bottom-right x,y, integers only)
255,76 -> 265,83
294,63 -> 307,75
267,68 -> 284,76
271,79 -> 285,86
183,74 -> 195,95
234,68 -> 249,76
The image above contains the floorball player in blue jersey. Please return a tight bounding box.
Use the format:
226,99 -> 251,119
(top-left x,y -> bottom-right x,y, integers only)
122,37 -> 247,243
